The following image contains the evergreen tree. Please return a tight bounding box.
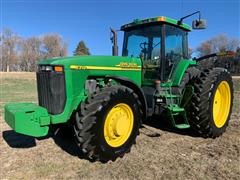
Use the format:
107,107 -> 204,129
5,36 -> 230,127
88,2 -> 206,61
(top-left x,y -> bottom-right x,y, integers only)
74,40 -> 90,55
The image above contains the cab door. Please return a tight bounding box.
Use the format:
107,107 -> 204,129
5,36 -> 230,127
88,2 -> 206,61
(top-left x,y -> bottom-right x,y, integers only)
141,27 -> 162,86
163,25 -> 188,81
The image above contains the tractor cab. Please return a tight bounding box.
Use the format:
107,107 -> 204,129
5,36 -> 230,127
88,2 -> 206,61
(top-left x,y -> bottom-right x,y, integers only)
118,15 -> 206,117
121,16 -> 190,85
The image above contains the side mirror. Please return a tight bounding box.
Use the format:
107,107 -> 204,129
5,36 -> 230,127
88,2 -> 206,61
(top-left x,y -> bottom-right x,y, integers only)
192,19 -> 207,29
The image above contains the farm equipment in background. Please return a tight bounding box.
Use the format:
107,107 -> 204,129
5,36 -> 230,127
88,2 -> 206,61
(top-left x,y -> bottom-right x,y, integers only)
4,12 -> 234,162
197,51 -> 240,75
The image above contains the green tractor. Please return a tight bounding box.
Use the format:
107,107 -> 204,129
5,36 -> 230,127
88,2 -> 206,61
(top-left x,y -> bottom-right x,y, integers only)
4,12 -> 233,162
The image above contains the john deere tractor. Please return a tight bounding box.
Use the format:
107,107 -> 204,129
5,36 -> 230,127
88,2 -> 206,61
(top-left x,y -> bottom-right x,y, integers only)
4,12 -> 233,162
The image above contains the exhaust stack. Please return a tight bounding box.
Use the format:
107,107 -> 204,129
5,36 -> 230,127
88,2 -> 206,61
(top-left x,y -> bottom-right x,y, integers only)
110,28 -> 118,56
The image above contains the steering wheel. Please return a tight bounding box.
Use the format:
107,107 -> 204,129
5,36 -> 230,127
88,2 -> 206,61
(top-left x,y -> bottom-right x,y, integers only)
166,52 -> 182,64
140,42 -> 148,50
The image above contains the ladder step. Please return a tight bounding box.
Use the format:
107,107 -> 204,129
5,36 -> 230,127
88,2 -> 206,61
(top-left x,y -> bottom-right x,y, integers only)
168,105 -> 185,112
175,124 -> 190,129
160,94 -> 181,98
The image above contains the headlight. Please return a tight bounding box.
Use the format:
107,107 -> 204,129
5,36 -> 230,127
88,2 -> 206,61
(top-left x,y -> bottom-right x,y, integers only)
40,66 -> 46,71
39,65 -> 53,71
45,66 -> 53,71
39,65 -> 63,72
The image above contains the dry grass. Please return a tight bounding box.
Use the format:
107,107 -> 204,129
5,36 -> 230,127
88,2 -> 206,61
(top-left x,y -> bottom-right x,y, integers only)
232,76 -> 240,79
0,72 -> 36,80
0,72 -> 239,179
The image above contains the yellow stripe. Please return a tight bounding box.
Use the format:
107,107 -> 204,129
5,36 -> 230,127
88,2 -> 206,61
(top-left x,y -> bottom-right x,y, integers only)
70,65 -> 141,71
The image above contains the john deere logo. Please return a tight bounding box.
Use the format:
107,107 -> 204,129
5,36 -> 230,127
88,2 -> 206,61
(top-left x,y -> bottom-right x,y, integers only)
116,62 -> 140,69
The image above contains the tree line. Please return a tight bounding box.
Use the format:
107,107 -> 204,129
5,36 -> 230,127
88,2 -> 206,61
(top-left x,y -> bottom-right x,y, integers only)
0,28 -> 69,72
196,34 -> 239,57
0,28 -> 90,72
195,34 -> 240,75
1,28 -> 239,73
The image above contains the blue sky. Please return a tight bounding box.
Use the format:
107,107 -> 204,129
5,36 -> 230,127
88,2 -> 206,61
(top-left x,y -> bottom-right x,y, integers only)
1,0 -> 240,56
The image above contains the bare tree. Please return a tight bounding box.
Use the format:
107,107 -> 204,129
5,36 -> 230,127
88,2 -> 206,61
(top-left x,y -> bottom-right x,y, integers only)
196,34 -> 240,56
20,37 -> 42,71
0,29 -> 68,72
0,28 -> 20,71
42,33 -> 67,59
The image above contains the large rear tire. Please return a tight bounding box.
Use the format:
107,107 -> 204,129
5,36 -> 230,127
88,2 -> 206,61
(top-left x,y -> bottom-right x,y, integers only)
188,68 -> 233,138
74,85 -> 142,162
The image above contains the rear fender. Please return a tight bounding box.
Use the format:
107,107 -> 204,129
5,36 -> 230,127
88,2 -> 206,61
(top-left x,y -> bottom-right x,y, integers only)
171,59 -> 197,86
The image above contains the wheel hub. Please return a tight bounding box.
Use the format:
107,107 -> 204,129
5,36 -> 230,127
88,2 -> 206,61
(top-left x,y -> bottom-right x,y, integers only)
104,103 -> 134,147
213,81 -> 231,128
114,115 -> 130,136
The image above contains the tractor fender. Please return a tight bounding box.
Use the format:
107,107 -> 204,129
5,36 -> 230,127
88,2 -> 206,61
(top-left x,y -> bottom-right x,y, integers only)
178,66 -> 201,92
105,75 -> 147,122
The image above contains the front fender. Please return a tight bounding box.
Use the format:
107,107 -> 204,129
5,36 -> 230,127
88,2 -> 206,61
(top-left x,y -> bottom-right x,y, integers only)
105,75 -> 147,122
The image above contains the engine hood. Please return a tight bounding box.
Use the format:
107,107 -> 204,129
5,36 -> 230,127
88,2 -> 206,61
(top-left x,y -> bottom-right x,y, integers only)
38,56 -> 141,70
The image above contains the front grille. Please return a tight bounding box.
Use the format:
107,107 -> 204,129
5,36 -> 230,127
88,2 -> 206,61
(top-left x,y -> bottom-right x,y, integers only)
36,70 -> 66,115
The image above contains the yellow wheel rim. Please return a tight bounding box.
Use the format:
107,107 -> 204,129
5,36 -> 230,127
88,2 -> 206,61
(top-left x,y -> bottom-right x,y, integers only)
213,81 -> 231,128
104,103 -> 134,147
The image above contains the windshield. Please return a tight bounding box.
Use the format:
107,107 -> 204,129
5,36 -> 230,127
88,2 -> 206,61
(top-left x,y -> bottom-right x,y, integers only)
122,25 -> 161,85
122,24 -> 188,83
122,25 -> 161,60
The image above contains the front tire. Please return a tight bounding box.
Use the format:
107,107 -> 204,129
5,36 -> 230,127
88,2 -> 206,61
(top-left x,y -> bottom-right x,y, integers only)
74,85 -> 142,162
188,68 -> 233,138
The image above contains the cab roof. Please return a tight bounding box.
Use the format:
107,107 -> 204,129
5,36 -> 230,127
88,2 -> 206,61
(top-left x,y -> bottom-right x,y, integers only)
121,16 -> 191,31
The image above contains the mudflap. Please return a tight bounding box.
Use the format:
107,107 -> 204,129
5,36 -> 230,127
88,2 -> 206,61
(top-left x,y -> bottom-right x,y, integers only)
4,103 -> 50,137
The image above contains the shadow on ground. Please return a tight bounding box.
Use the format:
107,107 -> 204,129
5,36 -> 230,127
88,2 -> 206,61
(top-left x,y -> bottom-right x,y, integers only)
51,128 -> 83,157
51,118 -> 200,160
2,128 -> 85,158
143,115 -> 199,137
2,116 -> 199,158
2,130 -> 36,148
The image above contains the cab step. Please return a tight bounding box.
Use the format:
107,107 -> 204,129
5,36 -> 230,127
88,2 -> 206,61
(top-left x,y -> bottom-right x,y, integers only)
168,105 -> 185,113
175,124 -> 190,129
166,104 -> 190,129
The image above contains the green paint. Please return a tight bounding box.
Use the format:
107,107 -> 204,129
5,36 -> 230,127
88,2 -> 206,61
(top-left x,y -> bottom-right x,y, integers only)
4,56 -> 143,133
170,59 -> 196,86
4,103 -> 50,137
166,104 -> 190,129
156,60 -> 196,129
43,56 -> 142,124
